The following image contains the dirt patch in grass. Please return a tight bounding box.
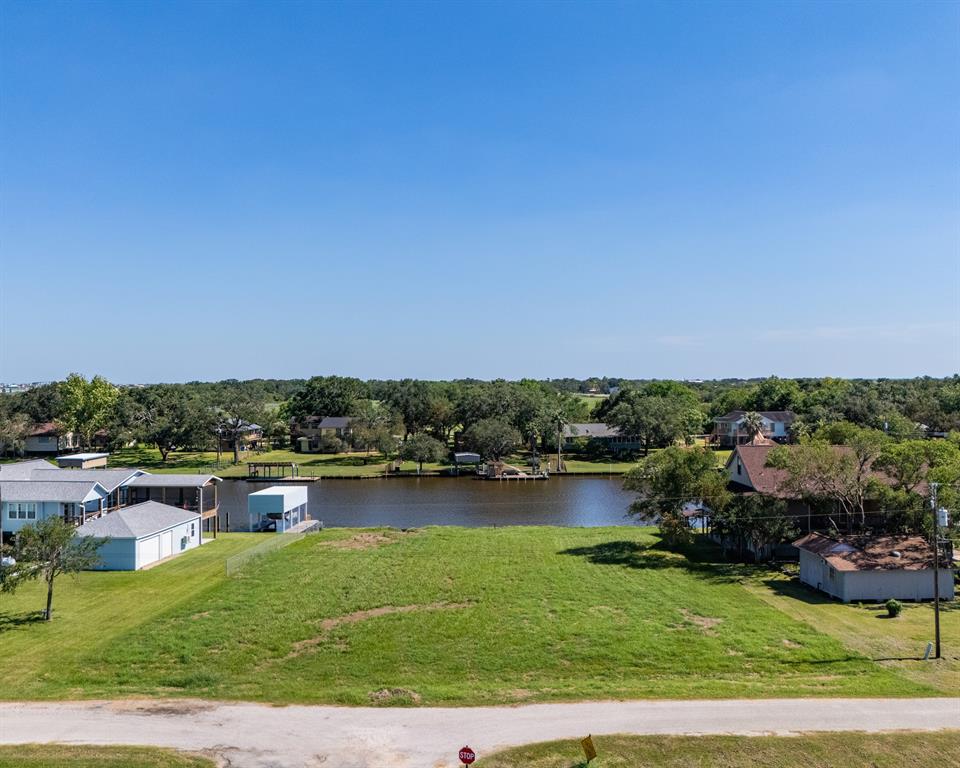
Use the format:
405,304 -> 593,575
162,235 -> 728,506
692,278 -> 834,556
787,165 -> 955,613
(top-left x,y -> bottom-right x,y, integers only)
287,601 -> 473,658
782,638 -> 803,649
679,608 -> 722,632
368,687 -> 422,704
189,611 -> 210,621
320,530 -> 418,550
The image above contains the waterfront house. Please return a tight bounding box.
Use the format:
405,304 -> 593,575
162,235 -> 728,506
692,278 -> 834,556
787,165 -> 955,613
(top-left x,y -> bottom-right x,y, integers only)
0,458 -> 218,544
77,501 -> 202,570
562,423 -> 642,453
293,415 -> 353,452
711,410 -> 795,447
127,473 -> 222,535
794,532 -> 954,602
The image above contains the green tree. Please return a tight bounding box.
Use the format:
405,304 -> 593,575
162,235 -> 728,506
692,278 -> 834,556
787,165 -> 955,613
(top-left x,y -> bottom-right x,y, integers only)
623,446 -> 730,545
135,386 -> 211,462
58,373 -> 118,448
399,433 -> 447,474
1,518 -> 104,621
768,427 -> 888,532
711,495 -> 797,561
215,390 -> 265,464
285,376 -> 366,423
0,404 -> 30,457
463,418 -> 521,461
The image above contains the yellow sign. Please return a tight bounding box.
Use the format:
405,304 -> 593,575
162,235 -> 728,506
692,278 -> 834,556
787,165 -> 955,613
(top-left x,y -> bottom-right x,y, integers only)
581,735 -> 597,762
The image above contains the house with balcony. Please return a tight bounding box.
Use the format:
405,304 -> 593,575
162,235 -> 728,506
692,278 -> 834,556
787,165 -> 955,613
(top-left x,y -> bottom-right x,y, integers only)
711,410 -> 795,447
0,459 -> 221,544
126,473 -> 222,536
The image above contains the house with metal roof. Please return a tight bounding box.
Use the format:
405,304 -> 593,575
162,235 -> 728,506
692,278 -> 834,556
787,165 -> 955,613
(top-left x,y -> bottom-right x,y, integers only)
76,501 -> 202,570
794,532 -> 954,602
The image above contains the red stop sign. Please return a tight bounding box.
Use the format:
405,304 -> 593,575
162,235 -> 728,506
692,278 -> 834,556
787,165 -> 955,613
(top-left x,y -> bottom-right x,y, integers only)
459,746 -> 476,765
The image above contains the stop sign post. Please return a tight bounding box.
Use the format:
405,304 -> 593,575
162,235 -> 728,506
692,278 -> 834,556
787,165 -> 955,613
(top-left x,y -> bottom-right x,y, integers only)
459,745 -> 476,765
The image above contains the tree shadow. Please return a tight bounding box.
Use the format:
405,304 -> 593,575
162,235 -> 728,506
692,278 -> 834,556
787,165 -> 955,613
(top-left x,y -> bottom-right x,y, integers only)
760,577 -> 838,605
559,538 -> 759,584
0,611 -> 46,633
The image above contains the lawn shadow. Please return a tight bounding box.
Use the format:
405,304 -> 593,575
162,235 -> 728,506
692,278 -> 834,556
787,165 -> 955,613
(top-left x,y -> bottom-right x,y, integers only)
760,577 -> 838,605
559,538 -> 758,584
0,610 -> 47,633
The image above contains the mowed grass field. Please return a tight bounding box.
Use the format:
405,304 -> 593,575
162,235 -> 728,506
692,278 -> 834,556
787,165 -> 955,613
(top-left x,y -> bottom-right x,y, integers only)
473,732 -> 960,768
0,745 -> 214,768
1,526 -> 953,704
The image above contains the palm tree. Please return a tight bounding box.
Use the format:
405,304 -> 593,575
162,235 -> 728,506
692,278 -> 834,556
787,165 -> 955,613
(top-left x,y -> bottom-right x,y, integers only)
741,411 -> 765,441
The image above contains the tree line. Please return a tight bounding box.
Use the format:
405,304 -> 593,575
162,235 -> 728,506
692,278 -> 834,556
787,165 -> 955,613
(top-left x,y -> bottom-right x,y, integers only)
1,373 -> 958,464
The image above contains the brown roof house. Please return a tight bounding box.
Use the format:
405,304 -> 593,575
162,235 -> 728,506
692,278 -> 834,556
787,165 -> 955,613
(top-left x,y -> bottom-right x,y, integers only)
24,422 -> 76,455
794,532 -> 954,602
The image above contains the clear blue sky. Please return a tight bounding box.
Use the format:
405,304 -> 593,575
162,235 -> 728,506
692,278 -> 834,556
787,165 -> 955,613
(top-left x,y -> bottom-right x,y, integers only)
1,0 -> 958,383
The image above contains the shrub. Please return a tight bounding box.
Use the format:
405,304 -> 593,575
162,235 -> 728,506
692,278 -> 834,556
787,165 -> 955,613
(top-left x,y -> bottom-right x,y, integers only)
885,599 -> 902,618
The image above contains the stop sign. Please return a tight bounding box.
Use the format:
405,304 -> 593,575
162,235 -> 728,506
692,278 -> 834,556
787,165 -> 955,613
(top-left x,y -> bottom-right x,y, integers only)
459,745 -> 476,765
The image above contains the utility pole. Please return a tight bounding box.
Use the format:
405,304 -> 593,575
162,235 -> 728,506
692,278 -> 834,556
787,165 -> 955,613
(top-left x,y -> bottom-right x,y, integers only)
930,481 -> 941,660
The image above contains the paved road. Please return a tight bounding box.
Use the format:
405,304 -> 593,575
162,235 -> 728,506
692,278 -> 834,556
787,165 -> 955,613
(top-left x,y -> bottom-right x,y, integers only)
1,698 -> 958,767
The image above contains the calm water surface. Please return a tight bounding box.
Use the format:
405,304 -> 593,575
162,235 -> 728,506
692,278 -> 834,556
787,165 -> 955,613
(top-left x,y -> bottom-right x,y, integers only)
217,476 -> 636,529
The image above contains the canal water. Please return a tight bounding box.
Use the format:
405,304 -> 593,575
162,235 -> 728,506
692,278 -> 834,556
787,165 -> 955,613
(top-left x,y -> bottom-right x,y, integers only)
217,475 -> 636,529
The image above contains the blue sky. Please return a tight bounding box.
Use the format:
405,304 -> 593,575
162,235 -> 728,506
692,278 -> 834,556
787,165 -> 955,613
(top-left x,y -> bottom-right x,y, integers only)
1,0 -> 958,383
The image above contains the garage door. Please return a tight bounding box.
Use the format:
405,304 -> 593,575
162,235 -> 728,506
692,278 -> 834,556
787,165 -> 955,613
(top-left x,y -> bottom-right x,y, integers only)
160,531 -> 173,559
137,536 -> 160,568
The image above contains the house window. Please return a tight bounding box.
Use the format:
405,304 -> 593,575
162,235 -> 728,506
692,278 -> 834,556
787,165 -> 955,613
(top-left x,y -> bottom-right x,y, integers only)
26,504 -> 36,520
6,507 -> 14,520
190,523 -> 195,537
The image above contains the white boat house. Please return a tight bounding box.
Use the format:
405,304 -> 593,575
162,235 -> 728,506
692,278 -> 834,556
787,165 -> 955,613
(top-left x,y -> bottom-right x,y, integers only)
247,486 -> 309,533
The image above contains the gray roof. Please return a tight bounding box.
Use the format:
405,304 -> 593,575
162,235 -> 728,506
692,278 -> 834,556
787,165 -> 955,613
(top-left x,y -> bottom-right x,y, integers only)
562,423 -> 621,439
32,468 -> 144,492
0,459 -> 56,480
318,416 -> 352,429
128,474 -> 221,488
76,501 -> 200,539
0,479 -> 106,502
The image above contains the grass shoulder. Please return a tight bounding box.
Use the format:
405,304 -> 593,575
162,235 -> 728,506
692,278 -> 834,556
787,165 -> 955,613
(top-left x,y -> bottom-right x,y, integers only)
0,745 -> 214,768
474,731 -> 960,768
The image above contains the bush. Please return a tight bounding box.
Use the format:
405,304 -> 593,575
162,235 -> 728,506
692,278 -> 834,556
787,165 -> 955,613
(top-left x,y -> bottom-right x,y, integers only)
885,599 -> 902,618
316,435 -> 345,454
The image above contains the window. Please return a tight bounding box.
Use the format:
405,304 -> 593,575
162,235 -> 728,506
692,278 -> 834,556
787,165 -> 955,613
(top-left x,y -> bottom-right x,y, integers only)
26,504 -> 36,519
6,507 -> 14,520
190,523 -> 195,537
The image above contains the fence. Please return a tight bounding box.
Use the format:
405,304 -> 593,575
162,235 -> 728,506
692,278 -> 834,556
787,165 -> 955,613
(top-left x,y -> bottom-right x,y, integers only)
224,523 -> 321,577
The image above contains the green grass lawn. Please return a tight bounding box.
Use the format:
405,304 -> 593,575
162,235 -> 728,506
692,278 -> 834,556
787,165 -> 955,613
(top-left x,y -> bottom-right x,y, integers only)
0,745 -> 214,768
746,570 -> 960,695
0,534 -> 261,698
0,526 -> 948,704
474,732 -> 960,768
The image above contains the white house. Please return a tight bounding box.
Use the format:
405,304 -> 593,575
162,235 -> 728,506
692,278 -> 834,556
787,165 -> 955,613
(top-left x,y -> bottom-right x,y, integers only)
0,478 -> 109,535
247,485 -> 309,532
76,501 -> 202,570
712,410 -> 795,447
794,532 -> 954,602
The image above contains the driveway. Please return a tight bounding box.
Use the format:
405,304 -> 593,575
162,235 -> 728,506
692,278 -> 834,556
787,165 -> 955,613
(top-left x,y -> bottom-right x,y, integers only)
1,698 -> 957,767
